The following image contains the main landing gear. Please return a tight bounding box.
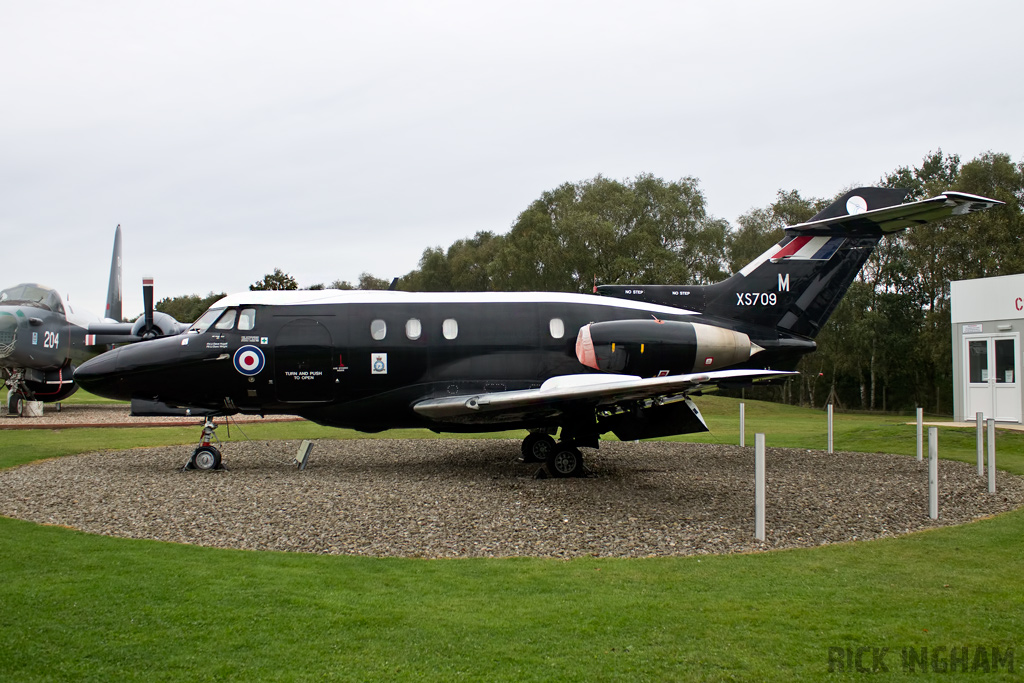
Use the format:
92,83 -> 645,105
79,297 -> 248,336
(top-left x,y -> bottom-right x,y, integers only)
520,432 -> 588,478
183,418 -> 224,471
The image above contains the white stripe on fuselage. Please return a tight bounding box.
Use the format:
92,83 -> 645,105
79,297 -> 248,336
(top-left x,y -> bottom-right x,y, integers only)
209,290 -> 701,317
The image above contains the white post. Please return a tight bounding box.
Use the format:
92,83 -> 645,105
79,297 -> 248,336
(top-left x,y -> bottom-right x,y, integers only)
916,407 -> 924,461
739,402 -> 745,447
755,433 -> 765,541
928,427 -> 938,520
827,403 -> 834,454
987,418 -> 996,494
976,412 -> 985,475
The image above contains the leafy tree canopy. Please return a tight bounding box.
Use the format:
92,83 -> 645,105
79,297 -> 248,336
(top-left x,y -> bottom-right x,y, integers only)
155,292 -> 226,324
250,268 -> 298,291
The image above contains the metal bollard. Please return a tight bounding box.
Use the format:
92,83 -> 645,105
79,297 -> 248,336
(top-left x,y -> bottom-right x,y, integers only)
755,433 -> 765,541
976,411 -> 985,476
928,427 -> 938,520
917,407 -> 924,462
987,419 -> 996,494
827,403 -> 834,454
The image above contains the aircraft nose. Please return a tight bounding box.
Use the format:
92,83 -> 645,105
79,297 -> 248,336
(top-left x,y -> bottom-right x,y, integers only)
75,334 -> 186,401
74,347 -> 125,398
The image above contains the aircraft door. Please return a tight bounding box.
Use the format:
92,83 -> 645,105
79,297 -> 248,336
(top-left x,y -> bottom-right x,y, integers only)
275,318 -> 335,402
964,334 -> 1020,422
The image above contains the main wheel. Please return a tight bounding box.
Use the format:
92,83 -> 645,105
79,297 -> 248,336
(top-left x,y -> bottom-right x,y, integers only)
191,446 -> 222,471
521,433 -> 556,462
7,392 -> 24,417
547,444 -> 583,477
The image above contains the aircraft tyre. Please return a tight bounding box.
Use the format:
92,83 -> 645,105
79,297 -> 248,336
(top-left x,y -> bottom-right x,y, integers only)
191,446 -> 222,471
521,433 -> 556,462
7,392 -> 24,417
547,444 -> 583,477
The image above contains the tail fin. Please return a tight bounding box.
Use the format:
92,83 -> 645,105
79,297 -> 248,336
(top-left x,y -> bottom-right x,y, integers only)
104,225 -> 123,322
598,188 -> 1003,338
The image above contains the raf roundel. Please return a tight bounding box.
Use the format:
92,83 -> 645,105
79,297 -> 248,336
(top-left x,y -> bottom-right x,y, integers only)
233,345 -> 265,376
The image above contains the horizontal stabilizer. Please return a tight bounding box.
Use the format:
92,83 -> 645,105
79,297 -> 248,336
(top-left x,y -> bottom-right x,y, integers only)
787,191 -> 1003,235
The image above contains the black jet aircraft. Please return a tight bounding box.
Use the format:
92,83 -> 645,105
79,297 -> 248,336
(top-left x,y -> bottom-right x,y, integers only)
1,226 -> 186,415
75,188 -> 1002,474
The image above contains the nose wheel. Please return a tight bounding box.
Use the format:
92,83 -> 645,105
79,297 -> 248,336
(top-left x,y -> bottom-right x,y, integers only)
6,391 -> 25,417
190,445 -> 222,471
183,418 -> 226,471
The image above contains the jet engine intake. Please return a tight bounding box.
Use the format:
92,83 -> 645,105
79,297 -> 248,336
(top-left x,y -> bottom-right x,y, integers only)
576,319 -> 760,376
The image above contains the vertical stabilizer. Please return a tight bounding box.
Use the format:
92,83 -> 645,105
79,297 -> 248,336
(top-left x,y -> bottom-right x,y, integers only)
105,225 -> 123,322
598,188 -> 1002,340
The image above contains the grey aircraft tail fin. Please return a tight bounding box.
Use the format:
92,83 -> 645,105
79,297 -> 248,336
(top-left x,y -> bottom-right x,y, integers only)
104,225 -> 123,322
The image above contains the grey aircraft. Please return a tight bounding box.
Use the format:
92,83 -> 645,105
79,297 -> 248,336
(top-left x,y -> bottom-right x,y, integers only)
0,226 -> 186,415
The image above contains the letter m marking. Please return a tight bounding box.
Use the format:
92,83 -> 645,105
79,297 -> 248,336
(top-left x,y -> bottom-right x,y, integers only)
778,273 -> 790,292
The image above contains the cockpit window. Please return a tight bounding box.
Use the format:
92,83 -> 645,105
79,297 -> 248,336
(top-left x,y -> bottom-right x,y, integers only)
215,309 -> 237,330
0,284 -> 63,313
237,308 -> 256,331
188,307 -> 226,334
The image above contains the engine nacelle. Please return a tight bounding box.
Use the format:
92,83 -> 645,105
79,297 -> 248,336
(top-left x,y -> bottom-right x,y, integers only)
575,319 -> 760,376
131,311 -> 184,338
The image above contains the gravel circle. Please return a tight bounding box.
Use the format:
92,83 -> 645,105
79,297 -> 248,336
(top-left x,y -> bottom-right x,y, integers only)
2,438 -> 1022,558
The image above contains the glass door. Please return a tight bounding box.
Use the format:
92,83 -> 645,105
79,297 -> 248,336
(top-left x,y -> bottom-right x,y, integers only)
965,335 -> 1020,422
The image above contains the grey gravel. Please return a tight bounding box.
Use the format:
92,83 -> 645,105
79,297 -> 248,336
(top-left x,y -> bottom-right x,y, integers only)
1,438 -> 1021,558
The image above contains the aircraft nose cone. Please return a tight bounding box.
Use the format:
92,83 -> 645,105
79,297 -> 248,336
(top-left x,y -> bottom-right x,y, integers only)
74,348 -> 124,398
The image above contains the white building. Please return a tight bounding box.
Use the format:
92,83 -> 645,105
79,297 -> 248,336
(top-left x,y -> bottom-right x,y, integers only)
951,273 -> 1024,423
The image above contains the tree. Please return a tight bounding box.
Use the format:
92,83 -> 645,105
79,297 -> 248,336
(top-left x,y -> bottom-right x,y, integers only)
357,273 -> 391,290
324,274 -> 390,290
489,174 -> 727,292
250,268 -> 298,291
155,292 -> 226,323
399,232 -> 505,292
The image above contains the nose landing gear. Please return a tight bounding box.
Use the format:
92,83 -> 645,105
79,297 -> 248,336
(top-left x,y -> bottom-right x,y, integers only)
184,418 -> 224,471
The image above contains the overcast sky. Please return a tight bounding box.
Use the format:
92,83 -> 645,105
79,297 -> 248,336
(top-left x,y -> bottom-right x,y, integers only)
2,1 -> 1021,319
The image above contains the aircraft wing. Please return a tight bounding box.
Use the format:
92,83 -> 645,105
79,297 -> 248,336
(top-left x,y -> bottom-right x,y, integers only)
789,191 -> 1003,235
412,369 -> 794,423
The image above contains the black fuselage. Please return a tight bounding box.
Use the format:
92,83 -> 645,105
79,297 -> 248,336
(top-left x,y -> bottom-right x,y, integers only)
76,292 -> 810,432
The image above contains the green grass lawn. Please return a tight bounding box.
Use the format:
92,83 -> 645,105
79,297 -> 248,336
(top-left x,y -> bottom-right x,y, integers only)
1,396 -> 1022,681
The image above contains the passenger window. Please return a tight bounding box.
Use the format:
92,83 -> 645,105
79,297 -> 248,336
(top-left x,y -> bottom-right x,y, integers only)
442,318 -> 458,340
406,319 -> 422,340
215,309 -> 237,330
549,318 -> 565,339
237,308 -> 256,331
370,319 -> 387,340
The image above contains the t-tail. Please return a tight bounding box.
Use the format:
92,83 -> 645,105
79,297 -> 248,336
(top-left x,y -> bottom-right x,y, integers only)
104,225 -> 123,323
598,187 -> 1003,339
